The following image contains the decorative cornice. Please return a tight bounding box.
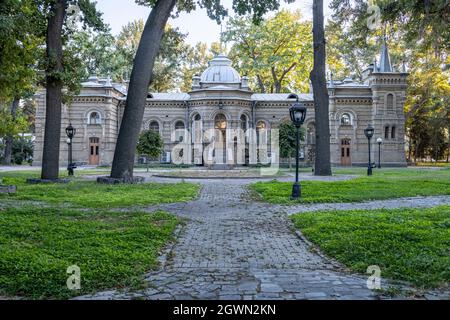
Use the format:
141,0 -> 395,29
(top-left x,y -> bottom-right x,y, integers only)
335,98 -> 372,104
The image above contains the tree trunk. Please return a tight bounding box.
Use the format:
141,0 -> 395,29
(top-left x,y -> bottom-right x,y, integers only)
275,81 -> 281,93
310,0 -> 331,176
41,0 -> 66,180
256,74 -> 266,93
110,0 -> 176,181
2,96 -> 20,165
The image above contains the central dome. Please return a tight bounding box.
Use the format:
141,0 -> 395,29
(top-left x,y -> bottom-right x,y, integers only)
200,54 -> 241,83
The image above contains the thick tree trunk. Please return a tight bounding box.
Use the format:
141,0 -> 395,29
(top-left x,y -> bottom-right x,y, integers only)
310,0 -> 331,176
110,0 -> 176,181
2,96 -> 20,165
41,0 -> 66,180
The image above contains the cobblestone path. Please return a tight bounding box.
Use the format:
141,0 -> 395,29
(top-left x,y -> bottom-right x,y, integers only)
75,177 -> 450,300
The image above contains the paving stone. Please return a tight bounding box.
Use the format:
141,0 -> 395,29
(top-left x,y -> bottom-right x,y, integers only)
305,292 -> 328,299
260,283 -> 283,293
73,178 -> 450,301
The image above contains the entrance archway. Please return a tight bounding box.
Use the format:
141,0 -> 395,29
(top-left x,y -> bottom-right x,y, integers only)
214,114 -> 227,164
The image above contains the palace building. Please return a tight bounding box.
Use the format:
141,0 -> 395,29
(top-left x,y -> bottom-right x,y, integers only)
33,42 -> 408,168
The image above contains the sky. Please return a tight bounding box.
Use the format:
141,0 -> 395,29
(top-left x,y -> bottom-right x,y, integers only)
95,0 -> 333,46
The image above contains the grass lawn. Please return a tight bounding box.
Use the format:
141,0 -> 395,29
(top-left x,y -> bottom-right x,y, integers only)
0,171 -> 200,209
251,168 -> 450,204
0,207 -> 179,299
290,206 -> 450,289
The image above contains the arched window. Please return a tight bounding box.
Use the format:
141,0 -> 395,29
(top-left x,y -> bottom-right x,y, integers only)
175,121 -> 185,130
149,121 -> 159,132
214,114 -> 227,130
89,112 -> 101,125
340,113 -> 351,125
192,114 -> 202,143
386,94 -> 394,111
256,120 -> 266,130
174,121 -> 185,142
385,126 -> 390,139
240,114 -> 247,131
391,126 -> 396,139
307,122 -> 316,145
256,120 -> 268,145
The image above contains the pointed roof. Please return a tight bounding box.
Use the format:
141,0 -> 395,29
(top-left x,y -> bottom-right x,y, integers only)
378,38 -> 392,72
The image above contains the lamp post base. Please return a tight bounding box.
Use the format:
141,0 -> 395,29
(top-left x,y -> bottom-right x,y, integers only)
291,182 -> 301,200
367,167 -> 373,176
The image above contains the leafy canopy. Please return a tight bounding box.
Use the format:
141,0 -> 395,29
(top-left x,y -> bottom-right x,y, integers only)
135,0 -> 295,23
224,10 -> 313,93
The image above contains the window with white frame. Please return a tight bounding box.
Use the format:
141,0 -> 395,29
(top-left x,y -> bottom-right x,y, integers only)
340,113 -> 352,125
174,121 -> 185,142
89,111 -> 101,125
149,121 -> 160,133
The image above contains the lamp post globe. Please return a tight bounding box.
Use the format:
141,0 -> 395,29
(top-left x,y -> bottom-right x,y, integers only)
289,98 -> 307,200
65,123 -> 76,176
65,123 -> 75,139
364,124 -> 374,176
376,137 -> 383,169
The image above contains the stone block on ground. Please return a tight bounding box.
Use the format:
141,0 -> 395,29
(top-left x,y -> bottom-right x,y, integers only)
0,185 -> 16,194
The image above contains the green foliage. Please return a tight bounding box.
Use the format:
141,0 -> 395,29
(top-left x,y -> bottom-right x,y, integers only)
250,168 -> 450,204
0,106 -> 29,138
0,0 -> 44,102
223,10 -> 313,93
180,41 -> 220,92
291,206 -> 450,288
74,19 -> 190,91
0,176 -> 199,209
377,0 -> 449,54
66,29 -> 116,80
278,121 -> 305,159
11,136 -> 34,165
0,208 -> 178,299
137,129 -> 164,160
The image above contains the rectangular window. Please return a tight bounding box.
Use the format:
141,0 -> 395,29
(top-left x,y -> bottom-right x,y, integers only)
385,126 -> 389,139
391,127 -> 396,139
341,148 -> 345,157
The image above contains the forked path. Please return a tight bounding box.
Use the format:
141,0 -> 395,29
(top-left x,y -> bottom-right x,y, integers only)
75,177 -> 450,300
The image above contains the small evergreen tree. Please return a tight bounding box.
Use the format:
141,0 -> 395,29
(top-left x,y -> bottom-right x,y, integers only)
279,122 -> 304,169
136,130 -> 163,171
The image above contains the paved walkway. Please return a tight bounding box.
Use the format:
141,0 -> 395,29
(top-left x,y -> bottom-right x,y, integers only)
75,176 -> 450,300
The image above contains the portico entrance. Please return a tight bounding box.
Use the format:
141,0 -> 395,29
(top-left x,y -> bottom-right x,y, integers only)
214,114 -> 227,164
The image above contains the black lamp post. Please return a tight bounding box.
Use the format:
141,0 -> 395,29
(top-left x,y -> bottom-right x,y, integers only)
376,137 -> 382,169
65,123 -> 76,176
289,98 -> 307,199
364,124 -> 375,176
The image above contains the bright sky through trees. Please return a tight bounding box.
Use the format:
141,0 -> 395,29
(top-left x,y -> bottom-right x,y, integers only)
95,0 -> 332,46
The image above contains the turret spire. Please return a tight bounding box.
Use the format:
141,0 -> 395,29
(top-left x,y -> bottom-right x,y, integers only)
378,37 -> 392,72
